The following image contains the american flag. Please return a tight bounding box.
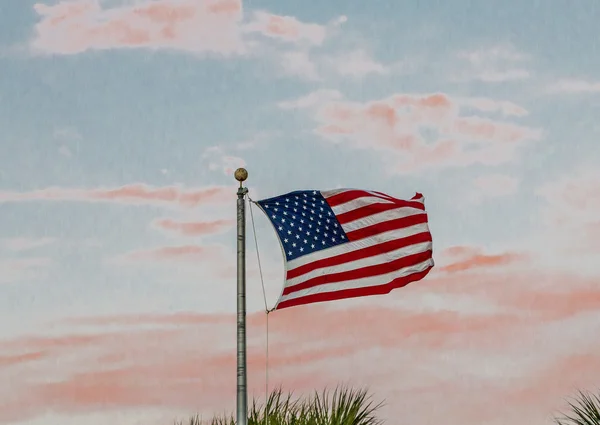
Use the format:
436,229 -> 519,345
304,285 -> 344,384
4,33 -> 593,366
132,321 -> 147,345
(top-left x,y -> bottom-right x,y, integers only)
256,188 -> 434,310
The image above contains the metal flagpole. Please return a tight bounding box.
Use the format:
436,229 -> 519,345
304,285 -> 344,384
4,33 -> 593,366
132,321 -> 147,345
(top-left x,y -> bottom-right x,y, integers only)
235,168 -> 248,425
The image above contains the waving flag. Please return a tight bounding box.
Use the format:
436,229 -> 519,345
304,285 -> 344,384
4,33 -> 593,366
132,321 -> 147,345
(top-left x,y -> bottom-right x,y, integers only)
256,189 -> 434,310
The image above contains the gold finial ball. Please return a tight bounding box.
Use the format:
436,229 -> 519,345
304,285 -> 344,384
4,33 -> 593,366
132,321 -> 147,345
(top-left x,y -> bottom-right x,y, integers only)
234,167 -> 248,182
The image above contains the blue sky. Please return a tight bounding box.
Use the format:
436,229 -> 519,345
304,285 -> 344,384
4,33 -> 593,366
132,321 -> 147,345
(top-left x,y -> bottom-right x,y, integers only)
1,1 -> 599,424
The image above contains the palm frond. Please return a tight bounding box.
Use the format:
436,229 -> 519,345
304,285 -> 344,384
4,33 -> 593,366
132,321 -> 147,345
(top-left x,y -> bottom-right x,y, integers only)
555,390 -> 600,425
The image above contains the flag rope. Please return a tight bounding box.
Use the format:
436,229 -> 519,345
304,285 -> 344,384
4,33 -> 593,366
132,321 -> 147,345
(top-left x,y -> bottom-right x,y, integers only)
248,196 -> 272,425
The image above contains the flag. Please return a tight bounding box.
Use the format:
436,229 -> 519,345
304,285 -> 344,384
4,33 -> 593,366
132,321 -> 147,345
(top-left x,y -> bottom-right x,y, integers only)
256,188 -> 434,310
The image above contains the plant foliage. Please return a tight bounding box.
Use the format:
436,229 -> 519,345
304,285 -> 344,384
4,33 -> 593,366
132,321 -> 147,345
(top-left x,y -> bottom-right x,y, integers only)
174,385 -> 384,425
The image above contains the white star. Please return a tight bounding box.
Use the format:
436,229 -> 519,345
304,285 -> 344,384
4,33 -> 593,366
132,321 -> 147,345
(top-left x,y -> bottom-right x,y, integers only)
288,251 -> 292,256
322,240 -> 326,245
292,215 -> 296,219
328,212 -> 332,216
284,238 -> 288,243
311,244 -> 315,249
287,230 -> 292,235
281,219 -> 286,223
271,215 -> 276,219
291,223 -> 295,227
332,237 -> 335,242
300,247 -> 304,252
293,243 -> 297,248
298,227 -> 303,231
312,191 -> 317,195
296,234 -> 300,239
278,226 -> 283,231
304,239 -> 308,244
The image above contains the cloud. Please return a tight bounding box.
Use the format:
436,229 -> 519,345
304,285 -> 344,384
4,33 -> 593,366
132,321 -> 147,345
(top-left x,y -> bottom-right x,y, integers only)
546,79 -> 600,94
0,238 -> 55,252
152,218 -> 234,236
280,50 -> 320,81
277,89 -> 342,109
32,0 -> 246,55
455,44 -> 531,83
0,184 -> 232,208
475,69 -> 530,82
244,11 -> 327,46
536,168 -> 600,255
30,0 -> 334,56
437,245 -> 528,273
279,91 -> 541,173
115,244 -> 225,263
456,97 -> 529,117
324,49 -> 389,78
2,263 -> 600,425
201,146 -> 247,176
0,257 -> 52,284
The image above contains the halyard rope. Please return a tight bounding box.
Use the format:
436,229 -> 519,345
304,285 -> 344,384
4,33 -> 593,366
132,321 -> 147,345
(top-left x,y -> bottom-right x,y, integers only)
248,195 -> 272,425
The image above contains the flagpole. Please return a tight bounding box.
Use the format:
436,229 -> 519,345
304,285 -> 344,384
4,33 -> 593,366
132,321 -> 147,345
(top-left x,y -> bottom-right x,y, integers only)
235,168 -> 249,425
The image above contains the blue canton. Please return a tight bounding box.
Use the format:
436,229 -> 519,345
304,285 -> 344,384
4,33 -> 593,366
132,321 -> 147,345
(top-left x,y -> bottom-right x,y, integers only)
257,190 -> 349,261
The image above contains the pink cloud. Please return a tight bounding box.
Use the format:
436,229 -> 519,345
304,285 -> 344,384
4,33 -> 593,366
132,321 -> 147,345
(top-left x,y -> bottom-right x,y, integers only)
0,237 -> 55,252
0,257 -> 52,284
32,0 -> 246,55
0,184 -> 232,208
281,91 -> 540,173
3,265 -> 600,425
153,218 -> 234,236
117,244 -> 225,263
537,168 -> 600,253
245,11 -> 326,45
437,245 -> 528,273
31,1 -> 336,56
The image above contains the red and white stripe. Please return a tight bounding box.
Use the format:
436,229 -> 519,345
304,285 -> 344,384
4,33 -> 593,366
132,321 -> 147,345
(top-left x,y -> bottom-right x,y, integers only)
274,189 -> 434,310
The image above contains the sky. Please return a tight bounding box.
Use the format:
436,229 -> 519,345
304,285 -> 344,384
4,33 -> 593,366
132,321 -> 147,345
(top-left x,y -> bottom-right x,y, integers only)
1,0 -> 600,424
